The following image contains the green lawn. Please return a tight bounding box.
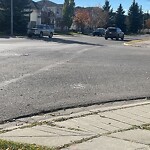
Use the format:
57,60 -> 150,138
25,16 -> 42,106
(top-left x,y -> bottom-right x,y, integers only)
0,139 -> 55,150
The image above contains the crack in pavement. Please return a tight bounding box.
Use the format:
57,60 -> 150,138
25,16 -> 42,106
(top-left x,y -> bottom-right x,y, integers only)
0,47 -> 93,89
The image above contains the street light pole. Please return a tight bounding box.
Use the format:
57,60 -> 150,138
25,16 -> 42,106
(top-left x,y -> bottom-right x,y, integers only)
11,0 -> 13,36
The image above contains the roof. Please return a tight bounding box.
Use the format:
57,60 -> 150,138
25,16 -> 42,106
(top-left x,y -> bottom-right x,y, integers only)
30,1 -> 40,10
36,0 -> 63,8
30,0 -> 63,10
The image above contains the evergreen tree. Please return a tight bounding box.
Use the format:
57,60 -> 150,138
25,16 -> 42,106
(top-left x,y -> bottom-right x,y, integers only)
102,0 -> 115,27
144,11 -> 150,20
144,11 -> 150,28
139,6 -> 144,30
109,10 -> 116,27
103,0 -> 111,12
0,0 -> 11,33
0,0 -> 31,35
128,0 -> 143,33
63,0 -> 75,29
115,4 -> 126,32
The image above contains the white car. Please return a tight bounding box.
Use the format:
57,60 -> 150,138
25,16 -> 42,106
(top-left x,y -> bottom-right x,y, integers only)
27,24 -> 54,38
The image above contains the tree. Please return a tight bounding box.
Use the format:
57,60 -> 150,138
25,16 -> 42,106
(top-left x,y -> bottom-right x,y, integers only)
74,9 -> 90,33
128,0 -> 143,33
90,7 -> 108,28
139,6 -> 144,30
0,0 -> 31,34
146,19 -> 150,29
63,0 -> 75,30
144,12 -> 150,21
103,0 -> 111,12
115,4 -> 126,32
143,12 -> 150,28
41,10 -> 54,25
102,0 -> 114,27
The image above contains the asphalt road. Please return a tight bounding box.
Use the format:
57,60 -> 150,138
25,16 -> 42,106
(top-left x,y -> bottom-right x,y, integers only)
0,35 -> 150,123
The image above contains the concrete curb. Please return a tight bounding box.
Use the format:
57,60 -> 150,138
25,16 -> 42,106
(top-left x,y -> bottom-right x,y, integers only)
1,100 -> 150,131
124,38 -> 150,46
44,101 -> 150,123
1,100 -> 150,149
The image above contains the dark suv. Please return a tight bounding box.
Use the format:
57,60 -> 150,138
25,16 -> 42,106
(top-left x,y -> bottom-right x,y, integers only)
93,28 -> 105,36
105,27 -> 124,40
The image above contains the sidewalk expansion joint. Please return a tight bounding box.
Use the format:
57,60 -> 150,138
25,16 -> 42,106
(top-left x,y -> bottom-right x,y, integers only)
55,125 -> 145,149
98,114 -> 132,126
107,135 -> 150,147
53,101 -> 150,123
1,102 -> 150,149
0,121 -> 150,150
1,101 -> 150,134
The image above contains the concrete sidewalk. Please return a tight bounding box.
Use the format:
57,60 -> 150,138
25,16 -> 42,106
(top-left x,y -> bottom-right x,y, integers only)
0,101 -> 150,149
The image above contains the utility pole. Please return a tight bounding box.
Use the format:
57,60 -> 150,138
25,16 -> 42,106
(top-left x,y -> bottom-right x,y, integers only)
11,0 -> 13,36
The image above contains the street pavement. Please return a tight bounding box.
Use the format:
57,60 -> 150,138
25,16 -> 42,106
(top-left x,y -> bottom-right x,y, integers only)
0,35 -> 150,149
0,100 -> 150,149
0,35 -> 150,123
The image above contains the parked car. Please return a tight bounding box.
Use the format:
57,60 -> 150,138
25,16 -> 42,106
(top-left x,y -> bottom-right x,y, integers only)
27,24 -> 54,38
105,27 -> 124,40
93,28 -> 105,36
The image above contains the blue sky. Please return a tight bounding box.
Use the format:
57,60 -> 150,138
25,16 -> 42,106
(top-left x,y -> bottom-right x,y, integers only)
34,0 -> 150,12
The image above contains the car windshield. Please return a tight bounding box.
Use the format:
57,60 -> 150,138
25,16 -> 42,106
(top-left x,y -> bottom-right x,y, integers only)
108,28 -> 116,32
35,25 -> 43,29
95,29 -> 100,32
96,28 -> 103,31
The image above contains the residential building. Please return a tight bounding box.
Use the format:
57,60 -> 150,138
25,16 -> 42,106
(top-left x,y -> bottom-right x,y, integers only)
29,0 -> 63,30
28,1 -> 41,28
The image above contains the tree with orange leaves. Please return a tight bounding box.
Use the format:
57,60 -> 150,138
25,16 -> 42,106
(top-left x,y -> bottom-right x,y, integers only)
90,7 -> 109,28
145,19 -> 150,33
74,9 -> 91,33
146,19 -> 150,29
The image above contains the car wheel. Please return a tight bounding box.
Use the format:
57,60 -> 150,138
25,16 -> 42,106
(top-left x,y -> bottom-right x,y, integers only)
49,32 -> 53,38
111,38 -> 113,40
39,32 -> 43,38
116,36 -> 119,40
105,37 -> 108,40
121,36 -> 124,41
27,34 -> 32,38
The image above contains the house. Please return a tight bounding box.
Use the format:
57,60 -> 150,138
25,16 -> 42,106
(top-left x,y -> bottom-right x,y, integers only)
29,0 -> 63,30
28,1 -> 41,28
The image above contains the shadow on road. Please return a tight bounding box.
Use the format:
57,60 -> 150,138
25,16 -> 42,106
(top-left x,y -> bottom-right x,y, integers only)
0,36 -> 11,39
26,35 -> 143,45
26,36 -> 104,47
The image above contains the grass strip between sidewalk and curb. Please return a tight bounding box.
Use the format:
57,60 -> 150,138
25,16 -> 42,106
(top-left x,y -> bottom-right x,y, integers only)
0,139 -> 55,150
